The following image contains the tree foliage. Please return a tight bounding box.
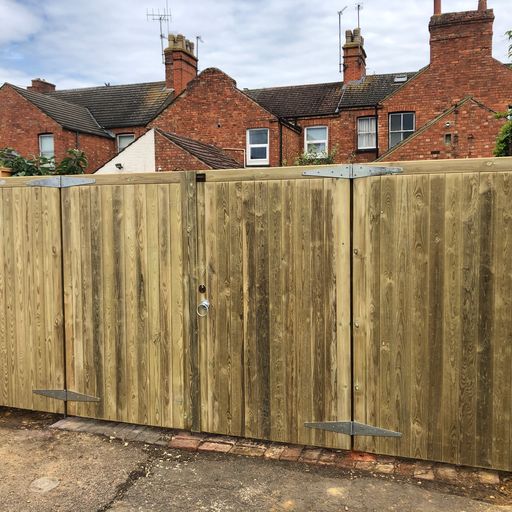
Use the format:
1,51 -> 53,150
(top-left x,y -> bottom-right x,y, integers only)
0,148 -> 88,176
494,120 -> 512,157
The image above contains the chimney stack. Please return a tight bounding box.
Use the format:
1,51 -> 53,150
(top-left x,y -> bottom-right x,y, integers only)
429,4 -> 494,66
27,78 -> 56,93
343,28 -> 366,84
164,34 -> 198,95
434,0 -> 441,15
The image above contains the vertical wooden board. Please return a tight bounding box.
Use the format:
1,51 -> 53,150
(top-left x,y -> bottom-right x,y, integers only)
135,185 -> 149,425
30,187 -> 48,412
181,172 -> 199,432
112,185 -> 128,422
281,179 -> 297,443
228,181 -> 244,436
376,175 -> 396,456
441,174 -> 463,464
426,174 -> 446,462
294,179 -> 312,446
158,184 -> 172,427
100,186 -> 118,420
79,187 -> 95,418
215,182 -> 231,434
204,182 -> 218,432
268,180 -> 285,441
123,185 -> 139,424
329,179 -> 351,451
0,190 -> 7,405
2,189 -> 17,408
476,173 -> 495,468
491,173 -> 512,471
253,181 -> 270,439
353,177 -> 381,453
459,173 -> 480,468
146,184 -> 161,426
309,179 -> 326,447
408,174 -> 430,460
242,180 -> 258,437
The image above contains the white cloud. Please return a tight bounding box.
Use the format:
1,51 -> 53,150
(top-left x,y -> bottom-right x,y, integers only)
0,0 -> 41,45
0,0 -> 510,89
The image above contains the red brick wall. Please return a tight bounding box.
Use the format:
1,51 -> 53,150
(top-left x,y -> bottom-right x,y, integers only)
154,130 -> 209,171
296,111 -> 378,164
380,100 -> 506,161
0,85 -> 117,173
151,68 -> 287,167
378,10 -> 512,158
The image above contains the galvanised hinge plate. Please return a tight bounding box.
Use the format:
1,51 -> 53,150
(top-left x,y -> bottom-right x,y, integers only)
303,164 -> 402,179
33,389 -> 101,403
305,420 -> 402,437
27,177 -> 96,188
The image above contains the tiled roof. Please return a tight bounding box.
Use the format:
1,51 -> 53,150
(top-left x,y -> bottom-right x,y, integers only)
10,85 -> 112,138
338,72 -> 419,108
49,82 -> 173,128
246,82 -> 343,118
246,72 -> 419,118
157,129 -> 241,169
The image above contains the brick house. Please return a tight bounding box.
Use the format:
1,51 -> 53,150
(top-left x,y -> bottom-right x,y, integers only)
0,35 -> 196,172
147,0 -> 512,168
2,0 -> 512,172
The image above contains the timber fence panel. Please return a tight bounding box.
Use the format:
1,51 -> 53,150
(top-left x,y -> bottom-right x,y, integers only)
0,182 -> 64,413
62,173 -> 197,429
353,170 -> 512,472
198,176 -> 352,450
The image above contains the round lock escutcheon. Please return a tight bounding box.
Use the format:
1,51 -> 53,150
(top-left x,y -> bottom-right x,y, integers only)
197,299 -> 210,317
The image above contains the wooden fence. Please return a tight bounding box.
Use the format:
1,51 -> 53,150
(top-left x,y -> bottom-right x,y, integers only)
1,158 -> 512,471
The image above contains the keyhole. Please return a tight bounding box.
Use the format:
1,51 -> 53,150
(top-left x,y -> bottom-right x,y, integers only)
199,284 -> 207,293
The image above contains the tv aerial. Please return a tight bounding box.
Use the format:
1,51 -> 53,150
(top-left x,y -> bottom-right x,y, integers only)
147,1 -> 172,64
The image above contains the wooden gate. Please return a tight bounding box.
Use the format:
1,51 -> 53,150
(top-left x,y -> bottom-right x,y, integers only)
197,171 -> 351,450
0,179 -> 65,413
61,173 -> 197,429
352,166 -> 512,472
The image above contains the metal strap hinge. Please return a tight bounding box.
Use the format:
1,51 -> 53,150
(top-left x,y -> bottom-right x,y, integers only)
27,177 -> 96,188
303,164 -> 402,179
305,420 -> 401,437
33,389 -> 100,403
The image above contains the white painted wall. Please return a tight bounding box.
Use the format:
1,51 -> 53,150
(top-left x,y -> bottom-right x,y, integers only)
95,129 -> 155,174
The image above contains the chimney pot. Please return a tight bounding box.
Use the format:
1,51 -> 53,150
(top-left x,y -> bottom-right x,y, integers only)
478,0 -> 487,10
164,33 -> 198,94
434,0 -> 441,15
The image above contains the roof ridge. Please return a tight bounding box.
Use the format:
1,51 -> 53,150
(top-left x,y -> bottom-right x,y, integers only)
51,80 -> 166,93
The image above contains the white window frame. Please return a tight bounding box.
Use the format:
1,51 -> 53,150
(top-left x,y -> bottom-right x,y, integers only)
357,117 -> 377,150
116,133 -> 135,153
39,134 -> 54,159
246,128 -> 269,166
389,112 -> 415,148
304,126 -> 328,156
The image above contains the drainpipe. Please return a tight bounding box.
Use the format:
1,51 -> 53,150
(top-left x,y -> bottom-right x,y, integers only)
374,105 -> 379,159
279,120 -> 283,167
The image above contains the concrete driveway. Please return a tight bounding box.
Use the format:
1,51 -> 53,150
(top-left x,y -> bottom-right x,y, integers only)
0,408 -> 510,512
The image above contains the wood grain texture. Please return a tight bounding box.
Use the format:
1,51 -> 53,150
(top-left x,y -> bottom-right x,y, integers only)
354,171 -> 512,471
0,185 -> 64,413
62,180 -> 192,429
199,177 -> 351,450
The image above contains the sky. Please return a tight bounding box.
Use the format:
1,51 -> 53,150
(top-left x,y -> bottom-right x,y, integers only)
0,0 -> 510,90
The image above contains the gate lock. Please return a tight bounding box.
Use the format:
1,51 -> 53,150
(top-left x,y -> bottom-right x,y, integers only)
197,299 -> 210,317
